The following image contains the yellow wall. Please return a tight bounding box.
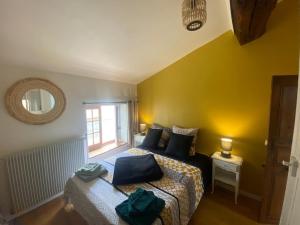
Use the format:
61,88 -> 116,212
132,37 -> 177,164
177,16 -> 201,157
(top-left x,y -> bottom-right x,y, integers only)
137,0 -> 299,196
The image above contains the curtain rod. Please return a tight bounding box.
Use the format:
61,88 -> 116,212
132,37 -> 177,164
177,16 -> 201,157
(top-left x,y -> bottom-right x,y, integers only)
82,100 -> 133,105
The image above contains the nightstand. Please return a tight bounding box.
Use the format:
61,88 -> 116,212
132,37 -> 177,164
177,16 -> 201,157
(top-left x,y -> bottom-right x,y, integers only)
211,152 -> 243,204
133,133 -> 146,147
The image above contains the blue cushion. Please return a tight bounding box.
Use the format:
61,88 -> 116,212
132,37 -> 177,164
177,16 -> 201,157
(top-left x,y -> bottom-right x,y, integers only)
165,133 -> 194,160
141,128 -> 163,149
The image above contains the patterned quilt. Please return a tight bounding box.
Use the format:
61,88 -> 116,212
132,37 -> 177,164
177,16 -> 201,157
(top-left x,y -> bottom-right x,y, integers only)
64,148 -> 204,225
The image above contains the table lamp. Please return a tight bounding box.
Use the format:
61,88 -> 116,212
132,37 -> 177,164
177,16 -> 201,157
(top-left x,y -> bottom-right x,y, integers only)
221,137 -> 233,158
139,123 -> 147,135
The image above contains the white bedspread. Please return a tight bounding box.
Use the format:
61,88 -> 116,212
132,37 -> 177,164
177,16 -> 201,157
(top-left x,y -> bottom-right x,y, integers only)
64,148 -> 203,225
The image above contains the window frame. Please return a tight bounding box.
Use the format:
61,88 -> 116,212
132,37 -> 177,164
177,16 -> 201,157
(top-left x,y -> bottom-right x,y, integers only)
85,103 -> 124,152
85,106 -> 102,151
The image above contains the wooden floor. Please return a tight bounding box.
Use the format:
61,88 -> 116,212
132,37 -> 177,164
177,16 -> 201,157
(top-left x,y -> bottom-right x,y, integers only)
16,186 -> 269,225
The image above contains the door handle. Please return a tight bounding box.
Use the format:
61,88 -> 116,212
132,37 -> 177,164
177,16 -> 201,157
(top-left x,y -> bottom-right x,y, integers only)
282,156 -> 299,177
282,160 -> 292,167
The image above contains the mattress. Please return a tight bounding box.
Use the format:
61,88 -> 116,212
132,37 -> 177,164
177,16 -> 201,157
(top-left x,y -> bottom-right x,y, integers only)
64,148 -> 205,225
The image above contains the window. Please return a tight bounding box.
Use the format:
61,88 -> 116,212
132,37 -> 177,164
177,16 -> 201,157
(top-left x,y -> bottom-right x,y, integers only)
86,108 -> 101,150
85,103 -> 129,157
101,105 -> 116,144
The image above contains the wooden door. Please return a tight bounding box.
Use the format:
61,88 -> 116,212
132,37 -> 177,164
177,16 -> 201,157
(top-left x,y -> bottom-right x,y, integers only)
260,75 -> 298,224
280,74 -> 300,225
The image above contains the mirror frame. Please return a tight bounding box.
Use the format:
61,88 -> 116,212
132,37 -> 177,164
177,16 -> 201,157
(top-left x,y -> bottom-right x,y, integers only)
5,78 -> 66,125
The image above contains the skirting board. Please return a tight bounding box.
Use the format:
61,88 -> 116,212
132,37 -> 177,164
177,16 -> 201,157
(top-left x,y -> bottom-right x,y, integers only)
0,192 -> 63,225
215,182 -> 262,202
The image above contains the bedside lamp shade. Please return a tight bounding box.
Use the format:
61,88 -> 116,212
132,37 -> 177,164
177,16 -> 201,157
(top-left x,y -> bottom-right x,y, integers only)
221,138 -> 232,158
139,123 -> 147,134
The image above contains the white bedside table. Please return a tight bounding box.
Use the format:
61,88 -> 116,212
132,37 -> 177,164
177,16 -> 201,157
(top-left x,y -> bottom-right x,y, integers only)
211,152 -> 243,204
133,133 -> 146,147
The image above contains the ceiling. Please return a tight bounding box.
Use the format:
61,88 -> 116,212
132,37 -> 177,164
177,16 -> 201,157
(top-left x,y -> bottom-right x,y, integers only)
0,0 -> 232,84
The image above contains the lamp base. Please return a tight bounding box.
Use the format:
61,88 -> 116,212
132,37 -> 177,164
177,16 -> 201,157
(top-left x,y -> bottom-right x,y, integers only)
221,151 -> 231,158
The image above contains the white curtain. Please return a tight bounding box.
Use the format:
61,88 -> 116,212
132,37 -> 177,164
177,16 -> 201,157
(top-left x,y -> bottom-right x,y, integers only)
128,99 -> 139,146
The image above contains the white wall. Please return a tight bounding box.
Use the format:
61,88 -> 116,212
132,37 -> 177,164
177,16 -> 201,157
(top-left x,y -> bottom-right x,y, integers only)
0,64 -> 136,155
0,64 -> 136,217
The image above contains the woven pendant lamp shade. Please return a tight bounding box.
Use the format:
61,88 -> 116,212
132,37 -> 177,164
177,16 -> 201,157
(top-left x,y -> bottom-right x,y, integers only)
182,0 -> 207,31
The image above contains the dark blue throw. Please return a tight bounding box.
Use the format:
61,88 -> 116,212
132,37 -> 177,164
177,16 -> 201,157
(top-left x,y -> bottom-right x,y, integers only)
112,154 -> 163,185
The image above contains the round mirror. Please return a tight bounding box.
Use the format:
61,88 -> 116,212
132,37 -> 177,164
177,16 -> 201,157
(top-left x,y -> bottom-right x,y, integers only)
5,78 -> 66,124
22,89 -> 55,114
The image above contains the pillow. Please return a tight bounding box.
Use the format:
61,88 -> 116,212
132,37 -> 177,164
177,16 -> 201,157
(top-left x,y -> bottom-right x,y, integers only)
165,133 -> 194,160
172,125 -> 199,156
112,154 -> 163,185
141,128 -> 163,149
152,123 -> 172,149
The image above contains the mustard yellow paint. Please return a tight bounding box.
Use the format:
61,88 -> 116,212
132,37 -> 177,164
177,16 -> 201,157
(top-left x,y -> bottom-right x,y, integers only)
137,0 -> 299,196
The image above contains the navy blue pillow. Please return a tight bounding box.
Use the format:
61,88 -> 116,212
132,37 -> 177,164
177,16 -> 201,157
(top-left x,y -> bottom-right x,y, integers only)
112,154 -> 163,185
165,133 -> 194,160
141,128 -> 163,149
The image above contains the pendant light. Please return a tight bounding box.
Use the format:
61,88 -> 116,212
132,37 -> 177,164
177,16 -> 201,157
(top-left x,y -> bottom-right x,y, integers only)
182,0 -> 207,31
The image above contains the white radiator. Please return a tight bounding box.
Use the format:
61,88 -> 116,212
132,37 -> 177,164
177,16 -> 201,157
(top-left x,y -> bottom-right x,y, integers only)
4,137 -> 86,215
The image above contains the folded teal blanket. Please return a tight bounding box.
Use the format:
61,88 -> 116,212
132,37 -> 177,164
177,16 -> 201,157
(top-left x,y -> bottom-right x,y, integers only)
115,188 -> 165,225
76,163 -> 101,175
75,163 -> 107,182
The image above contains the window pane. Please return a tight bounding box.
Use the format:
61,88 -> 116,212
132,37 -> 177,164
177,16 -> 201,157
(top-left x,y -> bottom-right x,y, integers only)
93,121 -> 100,132
94,132 -> 100,144
86,109 -> 92,121
92,109 -> 99,120
87,122 -> 93,134
87,134 -> 93,146
101,105 -> 116,143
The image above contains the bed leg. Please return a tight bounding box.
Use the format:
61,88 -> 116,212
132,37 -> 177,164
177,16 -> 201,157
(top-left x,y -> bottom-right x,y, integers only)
63,196 -> 74,212
63,195 -> 70,205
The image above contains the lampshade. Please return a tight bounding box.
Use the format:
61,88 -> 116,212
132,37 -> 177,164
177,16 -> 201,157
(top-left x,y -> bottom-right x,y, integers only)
221,138 -> 233,158
139,123 -> 147,133
221,138 -> 232,151
182,0 -> 207,31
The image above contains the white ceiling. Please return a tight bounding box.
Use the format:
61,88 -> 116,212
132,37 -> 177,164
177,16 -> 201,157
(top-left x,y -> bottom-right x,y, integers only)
0,0 -> 232,84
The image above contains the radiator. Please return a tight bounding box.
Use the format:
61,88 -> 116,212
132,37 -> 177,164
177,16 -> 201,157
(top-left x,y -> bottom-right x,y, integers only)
5,137 -> 86,215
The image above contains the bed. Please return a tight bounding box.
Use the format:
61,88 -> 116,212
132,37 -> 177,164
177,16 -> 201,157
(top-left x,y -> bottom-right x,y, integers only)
64,147 -> 211,225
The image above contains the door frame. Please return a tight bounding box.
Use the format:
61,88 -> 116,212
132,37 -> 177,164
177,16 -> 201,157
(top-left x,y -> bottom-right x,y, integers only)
260,75 -> 298,223
280,72 -> 300,224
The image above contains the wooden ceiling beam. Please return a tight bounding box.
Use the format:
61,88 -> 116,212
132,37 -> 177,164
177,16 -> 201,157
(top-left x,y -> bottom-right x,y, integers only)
230,0 -> 278,45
